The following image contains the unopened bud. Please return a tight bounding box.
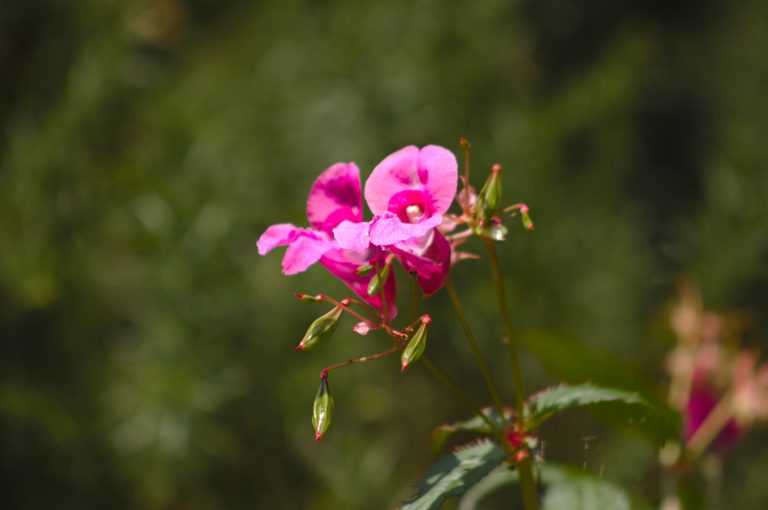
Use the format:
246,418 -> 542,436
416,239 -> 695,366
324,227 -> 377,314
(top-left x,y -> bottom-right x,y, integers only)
520,205 -> 534,231
296,306 -> 343,351
459,137 -> 471,151
355,263 -> 374,276
353,322 -> 371,335
312,376 -> 334,441
473,221 -> 508,242
295,293 -> 322,303
475,164 -> 503,222
401,315 -> 431,371
367,264 -> 390,297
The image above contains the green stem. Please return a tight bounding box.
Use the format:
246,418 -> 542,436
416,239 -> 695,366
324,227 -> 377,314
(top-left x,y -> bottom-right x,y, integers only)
483,239 -> 538,510
445,278 -> 508,426
321,347 -> 399,377
421,355 -> 513,455
376,262 -> 390,324
483,240 -> 525,413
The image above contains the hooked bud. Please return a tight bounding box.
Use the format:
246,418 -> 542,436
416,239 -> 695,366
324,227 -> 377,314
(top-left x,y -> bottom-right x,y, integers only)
475,164 -> 503,222
295,293 -> 322,304
367,264 -> 390,297
312,375 -> 334,441
296,306 -> 343,351
401,315 -> 431,372
356,263 -> 374,276
520,205 -> 534,231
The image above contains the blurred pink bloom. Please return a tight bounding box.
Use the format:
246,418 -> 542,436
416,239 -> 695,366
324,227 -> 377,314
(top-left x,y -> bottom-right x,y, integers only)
333,145 -> 457,294
684,386 -> 742,451
257,162 -> 396,316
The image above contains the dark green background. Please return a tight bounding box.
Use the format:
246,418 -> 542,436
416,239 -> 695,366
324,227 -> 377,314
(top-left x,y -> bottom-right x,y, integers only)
2,0 -> 768,508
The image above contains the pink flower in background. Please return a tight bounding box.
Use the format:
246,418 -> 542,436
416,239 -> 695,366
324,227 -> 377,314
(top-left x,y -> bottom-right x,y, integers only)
334,145 -> 457,294
257,163 -> 396,316
684,386 -> 742,451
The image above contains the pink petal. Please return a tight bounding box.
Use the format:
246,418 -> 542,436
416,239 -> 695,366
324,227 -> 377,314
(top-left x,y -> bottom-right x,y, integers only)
391,230 -> 451,296
320,248 -> 397,320
333,220 -> 371,251
365,145 -> 458,217
365,146 -> 419,215
306,162 -> 363,234
257,223 -> 300,255
419,145 -> 458,216
369,212 -> 442,247
281,232 -> 333,275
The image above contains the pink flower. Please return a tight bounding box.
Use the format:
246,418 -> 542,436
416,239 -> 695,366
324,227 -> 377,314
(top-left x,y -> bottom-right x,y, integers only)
685,386 -> 742,451
257,163 -> 396,315
334,145 -> 458,294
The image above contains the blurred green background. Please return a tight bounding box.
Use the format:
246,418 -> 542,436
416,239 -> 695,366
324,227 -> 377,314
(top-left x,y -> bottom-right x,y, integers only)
2,0 -> 768,508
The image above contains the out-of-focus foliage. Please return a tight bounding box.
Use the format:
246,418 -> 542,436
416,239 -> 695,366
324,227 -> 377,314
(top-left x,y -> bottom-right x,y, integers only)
1,0 -> 767,508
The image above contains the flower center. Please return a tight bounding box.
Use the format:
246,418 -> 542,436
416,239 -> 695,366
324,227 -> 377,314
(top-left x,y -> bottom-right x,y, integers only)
388,189 -> 430,224
405,204 -> 423,223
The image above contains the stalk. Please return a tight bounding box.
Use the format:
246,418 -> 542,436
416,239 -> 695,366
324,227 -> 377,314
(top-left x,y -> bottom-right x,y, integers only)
421,355 -> 513,455
445,279 -> 508,424
483,239 -> 538,510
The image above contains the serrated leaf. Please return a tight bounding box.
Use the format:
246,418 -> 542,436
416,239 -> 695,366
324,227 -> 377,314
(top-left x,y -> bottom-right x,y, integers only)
517,331 -> 682,442
543,475 -> 631,510
401,441 -> 507,510
457,465 -> 519,510
527,384 -> 646,428
432,408 -> 511,454
458,464 -> 633,510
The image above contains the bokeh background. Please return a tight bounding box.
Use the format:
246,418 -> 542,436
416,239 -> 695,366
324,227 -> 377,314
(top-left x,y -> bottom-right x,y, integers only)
2,0 -> 768,508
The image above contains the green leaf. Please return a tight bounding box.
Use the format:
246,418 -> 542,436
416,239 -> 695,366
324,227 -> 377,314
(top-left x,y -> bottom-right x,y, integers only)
457,466 -> 517,510
543,475 -> 631,510
527,384 -> 645,429
401,440 -> 507,510
518,329 -> 657,397
431,408 -> 511,454
458,464 -> 631,510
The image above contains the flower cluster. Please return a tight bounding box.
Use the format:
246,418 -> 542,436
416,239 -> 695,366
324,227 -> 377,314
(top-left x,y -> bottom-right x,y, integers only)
258,145 -> 459,318
667,283 -> 768,458
257,142 -> 532,441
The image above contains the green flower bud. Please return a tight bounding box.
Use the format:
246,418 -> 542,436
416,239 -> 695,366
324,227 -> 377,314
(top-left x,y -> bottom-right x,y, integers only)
312,376 -> 334,441
355,263 -> 374,276
401,315 -> 431,371
473,221 -> 508,242
367,264 -> 390,297
475,164 -> 503,222
296,306 -> 343,351
520,205 -> 534,231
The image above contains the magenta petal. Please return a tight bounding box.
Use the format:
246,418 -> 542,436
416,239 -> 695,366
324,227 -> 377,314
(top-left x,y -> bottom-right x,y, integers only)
685,386 -> 743,452
320,249 -> 397,320
306,162 -> 363,233
333,220 -> 371,251
419,145 -> 458,215
365,146 -> 420,215
369,212 -> 442,247
281,233 -> 333,275
365,145 -> 457,217
391,230 -> 451,296
257,223 -> 300,255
